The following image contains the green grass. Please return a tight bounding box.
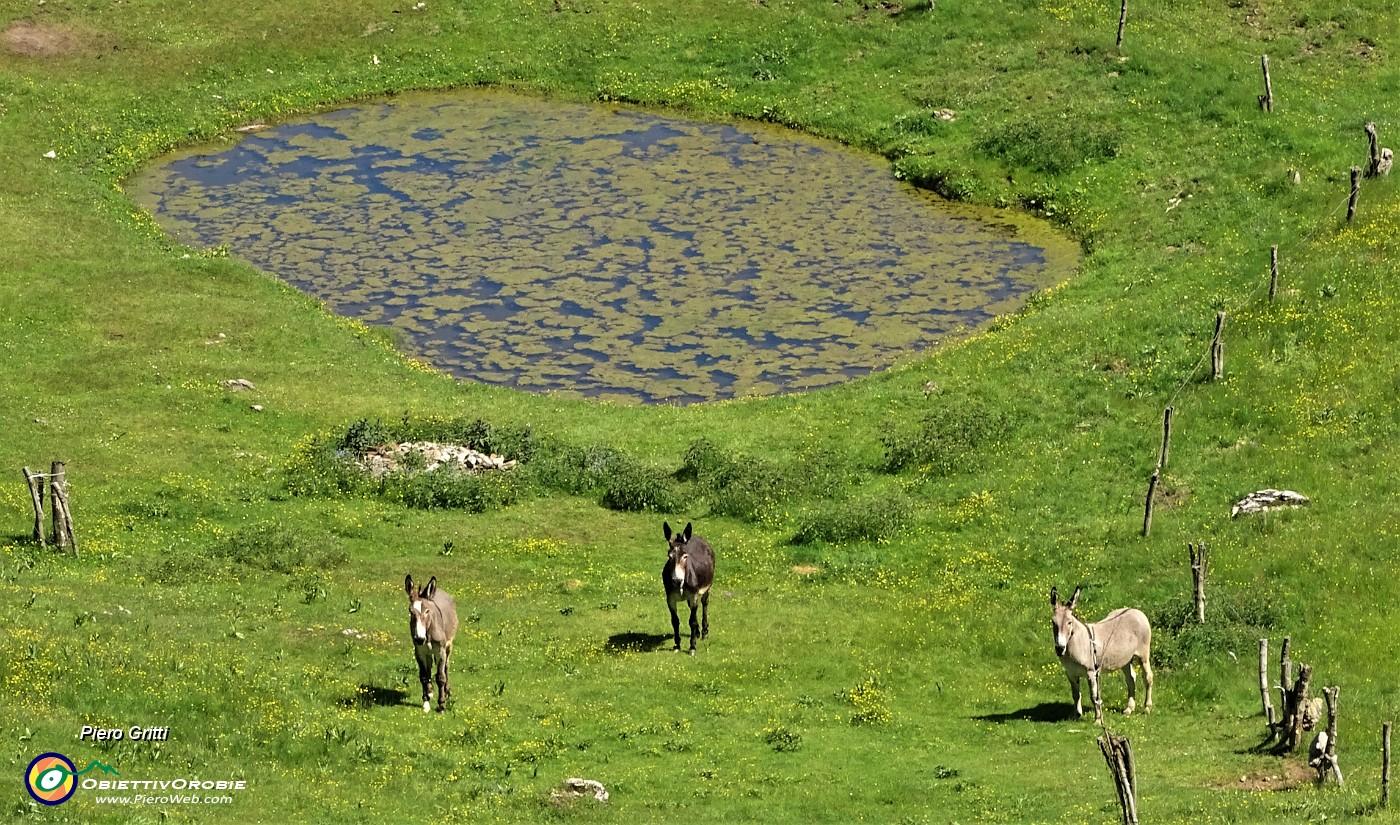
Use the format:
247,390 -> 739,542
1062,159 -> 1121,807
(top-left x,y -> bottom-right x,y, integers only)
4,0 -> 1400,821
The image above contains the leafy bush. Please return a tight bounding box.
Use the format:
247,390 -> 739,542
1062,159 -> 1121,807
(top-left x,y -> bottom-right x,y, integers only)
385,466 -> 522,512
1148,586 -> 1293,669
974,119 -> 1118,176
790,495 -> 911,545
600,461 -> 687,513
881,398 -> 1010,476
680,437 -> 792,522
526,443 -> 632,496
216,520 -> 347,575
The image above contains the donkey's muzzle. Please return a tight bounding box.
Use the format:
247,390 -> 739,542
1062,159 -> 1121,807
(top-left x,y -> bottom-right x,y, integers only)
1054,644 -> 1067,657
412,634 -> 427,646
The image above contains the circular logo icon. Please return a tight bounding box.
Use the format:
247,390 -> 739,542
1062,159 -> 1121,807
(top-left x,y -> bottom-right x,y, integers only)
26,753 -> 77,806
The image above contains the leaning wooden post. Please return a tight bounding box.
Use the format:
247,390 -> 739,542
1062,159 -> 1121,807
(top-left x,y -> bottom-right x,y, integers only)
22,466 -> 46,547
49,461 -> 77,557
1348,166 -> 1361,222
1259,639 -> 1276,731
1189,542 -> 1207,623
1115,0 -> 1128,48
1269,244 -> 1279,301
1159,407 -> 1173,469
1211,312 -> 1226,381
1367,122 -> 1382,177
1098,730 -> 1139,825
1322,686 -> 1343,787
1259,55 -> 1274,112
1383,721 -> 1392,809
1284,663 -> 1314,752
1142,469 -> 1159,537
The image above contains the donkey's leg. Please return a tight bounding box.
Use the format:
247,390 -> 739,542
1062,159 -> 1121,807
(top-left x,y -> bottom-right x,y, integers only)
1088,670 -> 1104,724
667,591 -> 683,652
415,647 -> 433,713
437,643 -> 453,711
687,596 -> 701,656
700,590 -> 710,640
1139,652 -> 1154,713
1122,663 -> 1137,715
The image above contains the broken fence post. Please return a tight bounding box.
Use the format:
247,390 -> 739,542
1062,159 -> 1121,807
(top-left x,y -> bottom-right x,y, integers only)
22,466 -> 46,547
1098,730 -> 1139,825
1211,311 -> 1225,381
1159,406 -> 1173,469
49,461 -> 77,557
1116,0 -> 1128,48
1259,639 -> 1276,731
1384,721 -> 1392,809
1367,122 -> 1382,177
1189,542 -> 1207,623
1259,55 -> 1273,112
1348,166 -> 1361,222
1269,244 -> 1279,301
1142,468 -> 1159,537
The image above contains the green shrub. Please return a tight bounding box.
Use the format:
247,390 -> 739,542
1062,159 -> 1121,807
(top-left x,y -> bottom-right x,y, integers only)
600,462 -> 687,513
1148,586 -> 1293,669
974,119 -> 1118,176
216,520 -> 347,575
881,399 -> 1010,476
790,495 -> 911,545
387,467 -> 522,512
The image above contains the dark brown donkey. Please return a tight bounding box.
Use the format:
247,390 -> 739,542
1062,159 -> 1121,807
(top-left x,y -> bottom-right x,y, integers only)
662,521 -> 715,655
405,574 -> 459,713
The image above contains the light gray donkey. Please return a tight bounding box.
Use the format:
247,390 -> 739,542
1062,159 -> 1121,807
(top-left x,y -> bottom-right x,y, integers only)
405,574 -> 458,713
663,521 -> 714,656
1050,586 -> 1153,724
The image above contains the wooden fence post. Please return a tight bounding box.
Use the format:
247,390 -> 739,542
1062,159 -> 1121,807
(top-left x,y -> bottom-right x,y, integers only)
1116,0 -> 1128,48
1283,663 -> 1314,752
1189,542 -> 1207,623
1259,55 -> 1273,112
1211,312 -> 1226,380
1142,469 -> 1159,537
1269,244 -> 1279,301
1159,407 -> 1173,469
1317,686 -> 1343,786
1348,166 -> 1361,221
1259,639 -> 1276,731
49,461 -> 77,557
1384,721 -> 1392,809
22,466 -> 46,547
1367,122 -> 1382,178
1098,730 -> 1139,824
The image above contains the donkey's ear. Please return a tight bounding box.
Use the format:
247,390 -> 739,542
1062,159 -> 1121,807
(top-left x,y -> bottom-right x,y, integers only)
663,522 -> 673,541
683,522 -> 693,541
424,576 -> 437,599
1050,586 -> 1059,606
405,574 -> 415,596
1067,586 -> 1081,610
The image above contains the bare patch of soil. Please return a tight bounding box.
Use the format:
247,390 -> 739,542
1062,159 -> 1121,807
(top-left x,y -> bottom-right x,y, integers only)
1218,760 -> 1314,792
2,20 -> 90,58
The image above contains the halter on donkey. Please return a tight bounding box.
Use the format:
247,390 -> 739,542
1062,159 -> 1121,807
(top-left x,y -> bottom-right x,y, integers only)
1050,586 -> 1154,724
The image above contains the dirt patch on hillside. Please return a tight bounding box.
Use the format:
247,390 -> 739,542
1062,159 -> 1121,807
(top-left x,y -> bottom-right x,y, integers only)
2,20 -> 92,58
1217,760 -> 1314,792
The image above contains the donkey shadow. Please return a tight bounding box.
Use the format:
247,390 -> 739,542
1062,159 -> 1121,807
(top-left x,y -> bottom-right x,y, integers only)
604,632 -> 673,654
972,702 -> 1071,724
338,683 -> 411,710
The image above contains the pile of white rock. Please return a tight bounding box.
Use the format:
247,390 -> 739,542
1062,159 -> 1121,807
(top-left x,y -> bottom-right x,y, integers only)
360,441 -> 517,477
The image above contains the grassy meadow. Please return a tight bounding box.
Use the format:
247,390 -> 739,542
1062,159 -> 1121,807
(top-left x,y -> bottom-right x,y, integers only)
3,0 -> 1400,821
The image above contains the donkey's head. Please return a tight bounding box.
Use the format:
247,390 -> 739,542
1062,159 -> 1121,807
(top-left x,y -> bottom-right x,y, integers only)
405,574 -> 440,647
663,521 -> 694,579
1050,585 -> 1082,657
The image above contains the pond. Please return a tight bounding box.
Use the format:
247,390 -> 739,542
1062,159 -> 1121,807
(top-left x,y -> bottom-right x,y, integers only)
127,90 -> 1078,404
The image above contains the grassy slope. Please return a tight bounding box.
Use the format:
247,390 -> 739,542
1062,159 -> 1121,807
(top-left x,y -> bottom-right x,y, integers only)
3,0 -> 1400,821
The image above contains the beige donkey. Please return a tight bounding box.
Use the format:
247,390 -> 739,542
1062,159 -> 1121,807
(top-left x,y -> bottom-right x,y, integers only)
1050,586 -> 1153,724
